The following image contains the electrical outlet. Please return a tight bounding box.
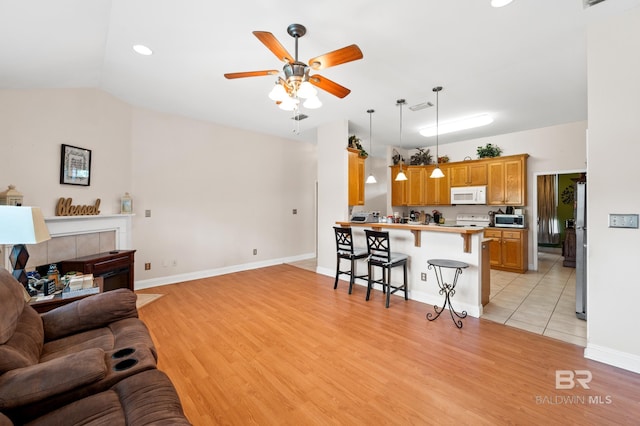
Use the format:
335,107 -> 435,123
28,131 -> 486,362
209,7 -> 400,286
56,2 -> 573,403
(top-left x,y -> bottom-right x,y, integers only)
144,263 -> 151,270
145,210 -> 151,218
172,260 -> 177,267
292,209 -> 297,214
253,249 -> 257,255
421,272 -> 427,281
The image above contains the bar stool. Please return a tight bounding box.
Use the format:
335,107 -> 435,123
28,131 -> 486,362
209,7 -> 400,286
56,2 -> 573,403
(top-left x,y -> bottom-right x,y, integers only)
333,226 -> 369,294
364,229 -> 408,308
426,259 -> 469,328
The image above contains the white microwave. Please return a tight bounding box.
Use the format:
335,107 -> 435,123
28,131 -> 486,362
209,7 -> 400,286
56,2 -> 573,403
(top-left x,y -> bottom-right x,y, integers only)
450,186 -> 487,205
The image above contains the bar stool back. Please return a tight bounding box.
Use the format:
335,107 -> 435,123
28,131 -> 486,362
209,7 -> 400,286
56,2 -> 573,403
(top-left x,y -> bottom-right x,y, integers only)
364,229 -> 409,308
333,226 -> 369,294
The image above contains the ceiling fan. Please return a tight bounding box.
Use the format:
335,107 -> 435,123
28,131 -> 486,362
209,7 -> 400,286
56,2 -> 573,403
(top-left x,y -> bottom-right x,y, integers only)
224,23 -> 363,107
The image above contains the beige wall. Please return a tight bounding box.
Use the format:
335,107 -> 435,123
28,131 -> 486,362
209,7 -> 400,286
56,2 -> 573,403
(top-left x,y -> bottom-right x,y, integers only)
0,88 -> 318,287
584,7 -> 640,372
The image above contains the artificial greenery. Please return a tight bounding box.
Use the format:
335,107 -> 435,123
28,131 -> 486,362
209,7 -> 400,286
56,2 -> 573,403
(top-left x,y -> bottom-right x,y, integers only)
476,143 -> 503,158
348,135 -> 368,158
409,148 -> 433,165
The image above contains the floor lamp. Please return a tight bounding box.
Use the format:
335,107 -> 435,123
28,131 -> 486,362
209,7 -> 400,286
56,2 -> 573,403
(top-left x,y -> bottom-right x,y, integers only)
0,206 -> 51,287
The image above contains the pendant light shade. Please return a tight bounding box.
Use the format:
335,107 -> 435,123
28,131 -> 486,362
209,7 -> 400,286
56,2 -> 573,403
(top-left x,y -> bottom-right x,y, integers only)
430,86 -> 445,179
395,99 -> 408,182
366,109 -> 377,184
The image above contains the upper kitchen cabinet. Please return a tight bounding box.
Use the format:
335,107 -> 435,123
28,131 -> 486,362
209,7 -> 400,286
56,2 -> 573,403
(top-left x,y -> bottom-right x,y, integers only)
449,161 -> 488,187
390,164 -> 407,206
425,165 -> 451,205
406,166 -> 426,205
348,148 -> 365,206
487,154 -> 529,206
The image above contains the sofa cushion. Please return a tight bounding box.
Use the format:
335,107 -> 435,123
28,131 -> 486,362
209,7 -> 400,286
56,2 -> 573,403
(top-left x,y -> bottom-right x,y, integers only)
39,317 -> 155,363
0,348 -> 107,410
0,307 -> 43,374
24,370 -> 191,426
0,268 -> 27,345
41,289 -> 138,341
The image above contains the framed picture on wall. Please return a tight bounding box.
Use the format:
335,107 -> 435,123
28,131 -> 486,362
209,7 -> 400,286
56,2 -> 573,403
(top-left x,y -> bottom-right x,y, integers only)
60,144 -> 91,186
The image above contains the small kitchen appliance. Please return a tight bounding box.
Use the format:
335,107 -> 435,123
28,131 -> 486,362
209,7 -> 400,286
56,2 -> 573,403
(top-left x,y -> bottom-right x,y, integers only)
494,214 -> 526,228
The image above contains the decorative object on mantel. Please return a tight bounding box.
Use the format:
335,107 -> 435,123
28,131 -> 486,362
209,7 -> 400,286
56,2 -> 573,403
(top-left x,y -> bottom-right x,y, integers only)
409,148 -> 432,165
60,144 -> 92,186
0,184 -> 23,206
56,197 -> 101,216
476,143 -> 502,158
121,192 -> 133,214
348,135 -> 368,158
438,155 -> 450,163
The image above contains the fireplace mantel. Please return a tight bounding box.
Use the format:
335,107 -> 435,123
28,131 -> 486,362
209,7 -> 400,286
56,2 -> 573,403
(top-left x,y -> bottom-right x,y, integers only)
43,214 -> 133,248
2,214 -> 133,271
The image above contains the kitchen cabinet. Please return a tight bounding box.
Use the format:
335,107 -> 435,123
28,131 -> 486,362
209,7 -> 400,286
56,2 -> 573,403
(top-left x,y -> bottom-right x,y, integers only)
348,148 -> 365,206
391,164 -> 408,206
487,154 -> 528,206
424,165 -> 450,205
406,166 -> 426,205
484,228 -> 528,273
449,161 -> 487,187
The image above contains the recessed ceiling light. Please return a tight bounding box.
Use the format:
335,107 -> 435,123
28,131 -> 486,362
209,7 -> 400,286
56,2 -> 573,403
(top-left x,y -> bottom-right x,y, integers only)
419,113 -> 494,137
132,44 -> 153,56
491,0 -> 514,7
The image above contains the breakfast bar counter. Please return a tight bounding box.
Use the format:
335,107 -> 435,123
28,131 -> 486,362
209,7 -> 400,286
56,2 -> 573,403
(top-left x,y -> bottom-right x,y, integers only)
334,221 -> 487,318
335,221 -> 484,253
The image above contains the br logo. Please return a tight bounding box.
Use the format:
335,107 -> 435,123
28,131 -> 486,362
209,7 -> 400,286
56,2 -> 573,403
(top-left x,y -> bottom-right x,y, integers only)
556,370 -> 592,389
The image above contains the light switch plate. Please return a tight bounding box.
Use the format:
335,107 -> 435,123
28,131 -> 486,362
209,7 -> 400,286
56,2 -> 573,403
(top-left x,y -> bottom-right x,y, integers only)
608,214 -> 639,228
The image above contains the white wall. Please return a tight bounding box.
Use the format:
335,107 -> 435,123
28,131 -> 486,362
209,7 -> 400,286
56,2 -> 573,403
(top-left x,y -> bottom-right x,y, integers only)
584,7 -> 640,372
0,89 -> 132,215
0,88 -> 318,288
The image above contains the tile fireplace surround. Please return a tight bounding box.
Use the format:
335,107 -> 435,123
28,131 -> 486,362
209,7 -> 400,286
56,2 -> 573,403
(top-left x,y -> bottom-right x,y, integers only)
1,214 -> 133,272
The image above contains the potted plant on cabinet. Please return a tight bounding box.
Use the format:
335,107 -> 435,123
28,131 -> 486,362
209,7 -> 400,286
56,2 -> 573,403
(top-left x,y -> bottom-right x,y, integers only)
476,143 -> 502,158
348,135 -> 368,158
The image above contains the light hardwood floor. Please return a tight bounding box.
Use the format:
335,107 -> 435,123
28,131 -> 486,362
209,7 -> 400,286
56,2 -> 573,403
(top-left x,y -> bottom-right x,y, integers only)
137,265 -> 640,425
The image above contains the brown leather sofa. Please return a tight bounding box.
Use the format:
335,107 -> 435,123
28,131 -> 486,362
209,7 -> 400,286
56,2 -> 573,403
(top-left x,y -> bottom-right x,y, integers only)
0,267 -> 190,425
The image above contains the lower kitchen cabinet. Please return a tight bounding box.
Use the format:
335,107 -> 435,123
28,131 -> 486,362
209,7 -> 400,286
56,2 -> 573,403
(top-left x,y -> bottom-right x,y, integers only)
484,228 -> 528,273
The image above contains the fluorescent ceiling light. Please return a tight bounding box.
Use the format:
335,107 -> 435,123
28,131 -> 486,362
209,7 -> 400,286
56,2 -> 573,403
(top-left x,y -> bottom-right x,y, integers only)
419,113 -> 494,137
133,44 -> 153,56
491,0 -> 513,7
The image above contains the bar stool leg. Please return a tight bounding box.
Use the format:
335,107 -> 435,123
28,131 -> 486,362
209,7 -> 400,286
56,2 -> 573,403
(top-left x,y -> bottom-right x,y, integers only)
333,255 -> 340,290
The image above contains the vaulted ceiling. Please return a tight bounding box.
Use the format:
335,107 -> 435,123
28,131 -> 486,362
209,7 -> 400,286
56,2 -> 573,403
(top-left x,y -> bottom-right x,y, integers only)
2,0 -> 639,157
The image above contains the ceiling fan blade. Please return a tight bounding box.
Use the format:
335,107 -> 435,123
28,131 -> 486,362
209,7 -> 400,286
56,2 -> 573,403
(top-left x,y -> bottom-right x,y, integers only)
308,44 -> 363,70
309,75 -> 351,98
253,31 -> 294,63
224,70 -> 279,79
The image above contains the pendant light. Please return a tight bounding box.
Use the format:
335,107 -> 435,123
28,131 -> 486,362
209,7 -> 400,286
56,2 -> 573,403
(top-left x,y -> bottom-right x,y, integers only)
365,109 -> 377,184
430,86 -> 445,179
395,99 -> 408,182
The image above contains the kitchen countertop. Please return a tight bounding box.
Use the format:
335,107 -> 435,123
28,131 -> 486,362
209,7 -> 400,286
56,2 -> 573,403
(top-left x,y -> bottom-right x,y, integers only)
335,221 -> 484,253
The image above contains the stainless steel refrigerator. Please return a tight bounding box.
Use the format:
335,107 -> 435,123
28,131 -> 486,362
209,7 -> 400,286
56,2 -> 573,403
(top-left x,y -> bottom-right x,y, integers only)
575,181 -> 587,320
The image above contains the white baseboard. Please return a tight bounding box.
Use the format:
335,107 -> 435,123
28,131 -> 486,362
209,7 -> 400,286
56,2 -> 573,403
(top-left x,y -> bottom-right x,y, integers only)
134,252 -> 315,290
584,343 -> 640,374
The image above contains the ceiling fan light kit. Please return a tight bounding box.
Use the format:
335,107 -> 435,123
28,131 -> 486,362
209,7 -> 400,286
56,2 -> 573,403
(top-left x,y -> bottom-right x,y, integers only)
225,23 -> 363,117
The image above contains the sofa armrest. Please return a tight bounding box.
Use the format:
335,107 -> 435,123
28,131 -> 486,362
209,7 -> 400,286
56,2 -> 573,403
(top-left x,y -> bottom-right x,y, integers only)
41,289 -> 138,341
0,348 -> 107,409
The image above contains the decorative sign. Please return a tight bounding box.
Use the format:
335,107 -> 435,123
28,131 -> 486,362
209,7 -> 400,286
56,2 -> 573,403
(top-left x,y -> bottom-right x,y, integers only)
56,198 -> 101,216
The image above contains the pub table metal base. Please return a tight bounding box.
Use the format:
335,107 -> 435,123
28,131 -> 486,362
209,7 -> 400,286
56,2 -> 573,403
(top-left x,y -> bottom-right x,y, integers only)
426,259 -> 469,328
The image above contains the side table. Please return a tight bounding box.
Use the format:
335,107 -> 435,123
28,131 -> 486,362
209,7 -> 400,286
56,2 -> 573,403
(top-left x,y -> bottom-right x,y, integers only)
426,259 -> 469,328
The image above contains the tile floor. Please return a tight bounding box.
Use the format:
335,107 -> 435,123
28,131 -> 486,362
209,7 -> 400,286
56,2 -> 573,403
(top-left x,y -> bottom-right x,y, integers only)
288,251 -> 587,347
482,251 -> 586,347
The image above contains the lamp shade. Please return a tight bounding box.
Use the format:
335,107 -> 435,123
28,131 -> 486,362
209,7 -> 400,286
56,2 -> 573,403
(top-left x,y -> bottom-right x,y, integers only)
0,206 -> 51,244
